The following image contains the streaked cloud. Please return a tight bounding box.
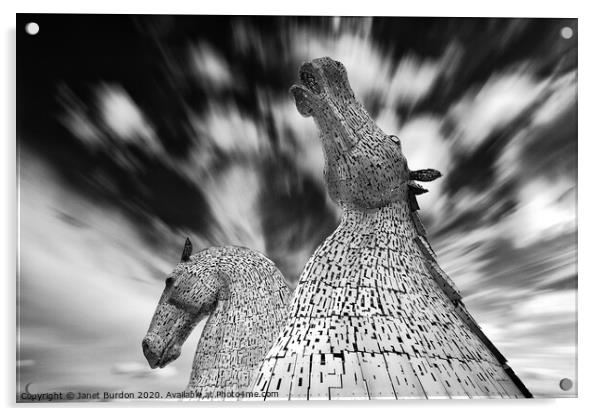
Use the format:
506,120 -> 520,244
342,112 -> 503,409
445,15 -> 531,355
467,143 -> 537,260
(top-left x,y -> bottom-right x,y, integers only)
448,69 -> 546,152
190,41 -> 236,90
97,84 -> 157,146
191,104 -> 271,159
499,176 -> 575,247
200,165 -> 266,251
532,71 -> 577,126
59,84 -> 163,171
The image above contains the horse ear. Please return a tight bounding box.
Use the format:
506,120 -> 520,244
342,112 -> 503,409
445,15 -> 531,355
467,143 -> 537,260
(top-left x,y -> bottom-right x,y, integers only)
410,169 -> 442,182
181,237 -> 192,262
408,181 -> 428,195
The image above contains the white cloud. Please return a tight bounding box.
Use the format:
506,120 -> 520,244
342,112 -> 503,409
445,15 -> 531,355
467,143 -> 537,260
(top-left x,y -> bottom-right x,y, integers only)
61,109 -> 103,149
190,42 -> 235,90
514,290 -> 576,319
191,104 -> 270,159
387,55 -> 442,106
448,70 -> 546,151
200,165 -> 266,252
97,84 -> 159,151
499,176 -> 576,248
532,70 -> 577,126
112,361 -> 177,378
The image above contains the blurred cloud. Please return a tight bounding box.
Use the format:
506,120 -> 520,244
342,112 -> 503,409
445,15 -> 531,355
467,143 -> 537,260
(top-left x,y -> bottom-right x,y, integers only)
59,83 -> 163,171
112,361 -> 177,378
388,55 -> 442,106
201,165 -> 266,251
97,84 -> 158,147
499,176 -> 575,247
190,41 -> 236,90
191,103 -> 271,159
532,70 -> 577,126
448,69 -> 546,152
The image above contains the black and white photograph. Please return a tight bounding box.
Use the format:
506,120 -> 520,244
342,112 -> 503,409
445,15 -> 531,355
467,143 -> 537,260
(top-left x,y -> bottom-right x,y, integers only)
14,9 -> 579,404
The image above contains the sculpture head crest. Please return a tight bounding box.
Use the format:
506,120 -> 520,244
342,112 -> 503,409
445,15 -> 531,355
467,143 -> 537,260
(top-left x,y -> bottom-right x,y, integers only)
181,237 -> 192,262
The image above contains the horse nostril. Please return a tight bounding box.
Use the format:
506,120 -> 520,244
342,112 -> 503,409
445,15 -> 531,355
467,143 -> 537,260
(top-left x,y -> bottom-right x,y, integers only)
300,68 -> 322,95
142,338 -> 158,365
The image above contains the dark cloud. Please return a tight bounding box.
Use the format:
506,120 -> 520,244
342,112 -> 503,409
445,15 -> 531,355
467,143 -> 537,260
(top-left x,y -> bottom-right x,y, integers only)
259,160 -> 338,284
476,232 -> 577,292
521,104 -> 577,181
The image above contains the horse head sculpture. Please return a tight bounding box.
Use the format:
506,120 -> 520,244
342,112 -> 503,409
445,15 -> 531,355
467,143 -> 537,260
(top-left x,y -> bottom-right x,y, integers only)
143,239 -> 291,396
251,58 -> 531,399
142,239 -> 222,369
290,56 -> 441,211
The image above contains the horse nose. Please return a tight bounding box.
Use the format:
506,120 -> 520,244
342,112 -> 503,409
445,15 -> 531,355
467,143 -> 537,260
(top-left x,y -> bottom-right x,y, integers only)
142,337 -> 159,368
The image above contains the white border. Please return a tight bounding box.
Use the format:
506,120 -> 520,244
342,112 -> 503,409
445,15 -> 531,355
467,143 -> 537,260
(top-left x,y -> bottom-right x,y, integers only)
2,1 -> 600,415
3,0 -> 584,17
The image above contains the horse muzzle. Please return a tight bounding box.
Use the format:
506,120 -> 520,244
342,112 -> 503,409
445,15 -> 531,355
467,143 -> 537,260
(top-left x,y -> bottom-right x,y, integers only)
142,335 -> 181,369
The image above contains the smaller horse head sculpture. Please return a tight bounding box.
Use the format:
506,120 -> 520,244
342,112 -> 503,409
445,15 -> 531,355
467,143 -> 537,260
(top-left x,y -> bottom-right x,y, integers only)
142,239 -> 291,395
142,238 -> 218,369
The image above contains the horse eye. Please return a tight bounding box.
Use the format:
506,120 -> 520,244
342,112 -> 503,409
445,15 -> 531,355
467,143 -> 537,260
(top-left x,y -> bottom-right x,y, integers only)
388,135 -> 400,145
165,277 -> 175,287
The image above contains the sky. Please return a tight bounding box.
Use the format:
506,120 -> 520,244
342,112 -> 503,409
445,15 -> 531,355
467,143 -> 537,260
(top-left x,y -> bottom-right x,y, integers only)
16,14 -> 577,399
